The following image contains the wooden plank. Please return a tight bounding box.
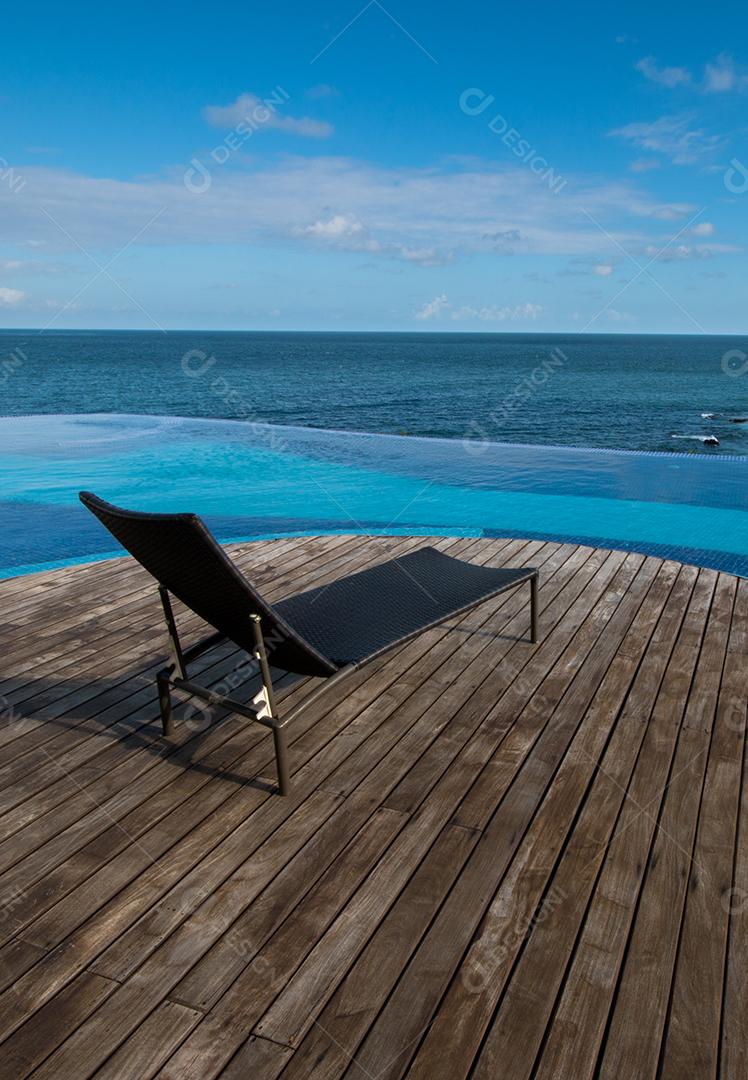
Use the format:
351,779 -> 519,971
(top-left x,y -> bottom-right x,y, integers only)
33,806 -> 401,1079
329,555 -> 661,1080
168,804 -> 410,1014
530,568 -> 721,1080
0,535 -> 384,765
662,576 -> 747,1079
0,969 -> 118,1078
4,557 -> 479,963
0,536 -> 429,860
596,573 -> 734,1080
318,540 -> 568,802
0,937 -> 48,994
52,542 -> 517,974
0,537 -> 332,695
660,574 -> 742,1071
252,552 -> 649,1053
473,563 -> 698,1080
24,791 -> 343,1079
149,550 -> 570,1023
154,808 -> 413,1078
0,537 -> 332,680
93,1000 -> 203,1080
0,538 -> 742,1080
448,551 -> 650,831
403,560 -> 681,1080
722,748 -> 748,1079
272,823 -> 481,1080
214,1037 -> 292,1080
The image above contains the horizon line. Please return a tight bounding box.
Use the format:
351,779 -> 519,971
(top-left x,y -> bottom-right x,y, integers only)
0,326 -> 746,338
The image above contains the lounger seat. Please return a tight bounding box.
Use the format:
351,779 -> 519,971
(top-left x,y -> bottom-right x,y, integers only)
79,491 -> 539,795
275,547 -> 536,667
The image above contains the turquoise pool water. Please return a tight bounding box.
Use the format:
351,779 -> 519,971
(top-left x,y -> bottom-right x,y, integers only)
1,413 -> 747,578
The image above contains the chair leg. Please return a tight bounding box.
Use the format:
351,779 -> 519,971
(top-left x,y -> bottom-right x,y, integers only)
273,725 -> 290,796
530,575 -> 539,644
157,671 -> 175,736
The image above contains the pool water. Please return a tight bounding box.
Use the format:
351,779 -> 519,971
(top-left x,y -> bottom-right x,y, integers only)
2,413 -> 748,578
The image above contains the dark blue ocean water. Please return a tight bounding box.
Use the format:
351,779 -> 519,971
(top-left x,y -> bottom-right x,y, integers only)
1,330 -> 747,454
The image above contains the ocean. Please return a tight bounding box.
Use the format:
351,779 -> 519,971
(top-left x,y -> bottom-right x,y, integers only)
1,330 -> 747,455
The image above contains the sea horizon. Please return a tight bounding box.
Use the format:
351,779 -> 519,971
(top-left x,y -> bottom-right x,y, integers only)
1,327 -> 747,337
2,329 -> 746,456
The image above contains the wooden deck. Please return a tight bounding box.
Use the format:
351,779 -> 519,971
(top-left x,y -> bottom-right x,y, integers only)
0,534 -> 746,1079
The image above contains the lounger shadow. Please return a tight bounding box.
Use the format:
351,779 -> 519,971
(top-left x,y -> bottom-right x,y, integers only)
79,492 -> 539,795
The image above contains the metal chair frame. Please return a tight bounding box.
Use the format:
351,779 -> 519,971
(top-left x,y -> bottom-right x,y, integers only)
155,585 -> 355,796
154,573 -> 537,796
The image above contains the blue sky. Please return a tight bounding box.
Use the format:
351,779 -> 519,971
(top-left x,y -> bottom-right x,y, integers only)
1,0 -> 747,331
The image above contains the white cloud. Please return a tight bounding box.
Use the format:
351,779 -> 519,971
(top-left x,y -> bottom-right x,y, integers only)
415,294 -> 450,320
299,214 -> 367,240
293,214 -> 448,264
643,241 -> 739,261
0,258 -> 70,277
594,264 -> 615,276
610,114 -> 723,164
691,221 -> 715,236
451,302 -> 542,322
0,158 -> 700,268
650,202 -> 697,221
414,296 -> 544,322
703,53 -> 748,93
203,92 -> 333,138
0,287 -> 26,305
636,57 -> 691,88
44,298 -> 80,310
396,245 -> 446,266
634,52 -> 748,95
629,158 -> 661,173
306,84 -> 338,99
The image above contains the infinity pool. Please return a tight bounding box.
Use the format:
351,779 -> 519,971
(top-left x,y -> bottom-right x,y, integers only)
2,413 -> 748,577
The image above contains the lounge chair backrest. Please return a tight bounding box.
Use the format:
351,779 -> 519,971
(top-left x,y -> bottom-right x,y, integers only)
79,492 -> 336,676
